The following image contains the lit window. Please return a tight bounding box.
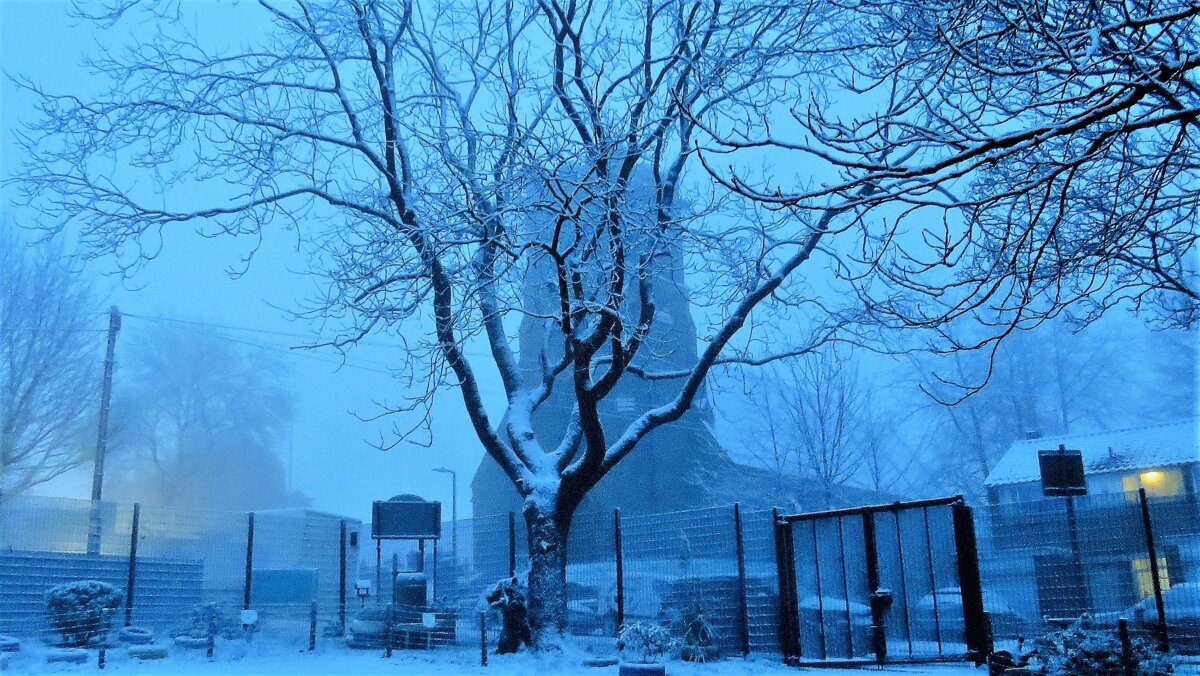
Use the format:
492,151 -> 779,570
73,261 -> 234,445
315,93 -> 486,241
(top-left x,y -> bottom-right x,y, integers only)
1121,468 -> 1183,497
1132,556 -> 1171,598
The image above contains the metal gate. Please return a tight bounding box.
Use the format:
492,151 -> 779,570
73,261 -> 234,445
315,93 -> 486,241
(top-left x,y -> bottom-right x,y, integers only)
773,496 -> 991,666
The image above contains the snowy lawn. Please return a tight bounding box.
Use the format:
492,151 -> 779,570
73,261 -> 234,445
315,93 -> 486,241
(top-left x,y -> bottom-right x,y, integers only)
0,639 -> 989,676
6,639 -> 1200,675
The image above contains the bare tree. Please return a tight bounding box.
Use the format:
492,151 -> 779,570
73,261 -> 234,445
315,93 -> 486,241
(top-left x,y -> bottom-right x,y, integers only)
107,322 -> 304,511
14,0 -> 1187,640
713,0 -> 1200,359
735,348 -> 889,506
0,224 -> 102,494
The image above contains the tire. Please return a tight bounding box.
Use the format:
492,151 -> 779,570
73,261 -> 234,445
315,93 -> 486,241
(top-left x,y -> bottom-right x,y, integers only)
46,648 -> 89,664
174,635 -> 211,650
118,626 -> 154,645
348,619 -> 387,636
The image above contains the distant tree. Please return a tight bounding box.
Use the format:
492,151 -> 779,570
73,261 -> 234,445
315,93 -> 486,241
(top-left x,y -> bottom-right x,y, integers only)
732,347 -> 872,507
0,224 -> 101,493
911,316 -> 1187,495
107,323 -> 307,511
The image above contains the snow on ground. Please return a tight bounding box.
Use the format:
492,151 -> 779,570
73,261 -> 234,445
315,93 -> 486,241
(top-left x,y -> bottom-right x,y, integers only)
0,639 -> 986,676
6,638 -> 1199,676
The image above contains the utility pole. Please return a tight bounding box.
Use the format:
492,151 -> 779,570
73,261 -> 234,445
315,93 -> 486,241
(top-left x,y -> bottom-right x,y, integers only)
87,306 -> 121,555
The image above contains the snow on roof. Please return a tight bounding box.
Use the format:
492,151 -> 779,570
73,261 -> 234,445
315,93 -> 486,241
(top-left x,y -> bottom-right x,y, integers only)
985,419 -> 1200,487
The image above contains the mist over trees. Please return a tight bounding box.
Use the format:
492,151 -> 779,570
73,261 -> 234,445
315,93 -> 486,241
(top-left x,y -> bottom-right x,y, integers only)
0,223 -> 101,493
106,323 -> 308,512
11,0 -> 1198,644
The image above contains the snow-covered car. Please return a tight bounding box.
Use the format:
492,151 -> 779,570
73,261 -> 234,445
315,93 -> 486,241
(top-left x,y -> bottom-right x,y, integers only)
911,587 -> 1026,646
1098,582 -> 1200,651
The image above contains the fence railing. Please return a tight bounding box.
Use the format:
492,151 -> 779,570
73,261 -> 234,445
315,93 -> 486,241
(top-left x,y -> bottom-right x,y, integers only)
0,493 -> 361,649
976,488 -> 1200,654
3,488 -> 1198,660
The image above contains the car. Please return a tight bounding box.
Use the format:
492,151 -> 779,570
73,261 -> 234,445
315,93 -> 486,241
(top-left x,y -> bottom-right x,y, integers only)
1100,582 -> 1200,653
911,587 -> 1026,648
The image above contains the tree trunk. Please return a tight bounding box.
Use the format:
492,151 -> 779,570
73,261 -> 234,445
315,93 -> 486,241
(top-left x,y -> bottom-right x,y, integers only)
523,500 -> 572,648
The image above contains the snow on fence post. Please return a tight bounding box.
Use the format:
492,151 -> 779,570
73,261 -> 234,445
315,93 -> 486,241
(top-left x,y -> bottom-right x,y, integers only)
1138,488 -> 1170,652
733,502 -> 750,656
309,600 -> 317,651
507,512 -> 516,578
479,611 -> 488,667
772,507 -> 800,663
339,519 -> 348,633
125,502 -> 140,627
613,508 -> 624,634
243,512 -> 255,611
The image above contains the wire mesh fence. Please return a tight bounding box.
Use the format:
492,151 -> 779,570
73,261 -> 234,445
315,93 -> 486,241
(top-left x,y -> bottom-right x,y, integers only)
4,488 -> 1196,663
0,493 -> 360,653
976,489 -> 1200,654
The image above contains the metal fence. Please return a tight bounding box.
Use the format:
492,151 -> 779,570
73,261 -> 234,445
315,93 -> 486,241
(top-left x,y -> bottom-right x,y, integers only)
4,489 -> 1198,663
976,489 -> 1200,654
425,504 -> 781,657
0,493 -> 360,650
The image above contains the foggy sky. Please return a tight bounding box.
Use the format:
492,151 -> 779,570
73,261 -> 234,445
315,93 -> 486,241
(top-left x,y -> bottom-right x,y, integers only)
2,1 -> 1196,522
0,0 -> 502,521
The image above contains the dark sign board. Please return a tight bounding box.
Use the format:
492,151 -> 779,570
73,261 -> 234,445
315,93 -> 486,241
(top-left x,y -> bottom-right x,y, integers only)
1038,445 -> 1087,497
372,500 -> 441,540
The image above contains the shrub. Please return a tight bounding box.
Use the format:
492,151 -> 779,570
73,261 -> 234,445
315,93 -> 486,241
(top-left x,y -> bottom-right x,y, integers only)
177,603 -> 242,640
618,621 -> 676,664
677,604 -> 718,662
44,580 -> 123,647
1034,617 -> 1175,676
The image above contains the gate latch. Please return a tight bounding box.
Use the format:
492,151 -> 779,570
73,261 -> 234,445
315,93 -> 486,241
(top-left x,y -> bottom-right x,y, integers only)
870,589 -> 894,613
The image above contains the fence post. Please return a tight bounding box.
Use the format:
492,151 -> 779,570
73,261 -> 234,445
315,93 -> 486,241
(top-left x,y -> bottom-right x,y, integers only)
125,503 -> 140,627
733,502 -> 751,656
339,520 -> 348,633
508,512 -> 516,578
309,600 -> 318,652
952,501 -> 991,665
863,509 -> 886,665
1138,488 -> 1170,652
772,508 -> 800,664
480,611 -> 488,667
243,512 -> 255,610
614,508 -> 624,635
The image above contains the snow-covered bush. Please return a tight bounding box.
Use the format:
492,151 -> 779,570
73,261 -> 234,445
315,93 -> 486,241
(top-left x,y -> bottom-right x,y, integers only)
618,621 -> 676,664
177,603 -> 242,640
677,604 -> 718,662
1035,618 -> 1174,675
44,580 -> 123,647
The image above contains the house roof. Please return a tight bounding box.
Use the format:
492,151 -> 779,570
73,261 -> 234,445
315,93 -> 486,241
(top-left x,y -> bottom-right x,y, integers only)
985,419 -> 1200,487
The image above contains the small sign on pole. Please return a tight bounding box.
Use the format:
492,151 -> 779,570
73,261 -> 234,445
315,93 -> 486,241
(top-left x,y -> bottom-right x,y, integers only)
1039,444 -> 1087,497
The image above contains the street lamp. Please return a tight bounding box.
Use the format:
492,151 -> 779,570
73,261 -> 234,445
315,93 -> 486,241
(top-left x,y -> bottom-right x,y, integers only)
433,467 -> 457,563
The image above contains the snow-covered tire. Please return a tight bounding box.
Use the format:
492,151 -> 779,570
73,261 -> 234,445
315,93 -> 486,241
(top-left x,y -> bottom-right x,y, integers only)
128,644 -> 169,660
173,635 -> 210,650
0,636 -> 18,652
118,626 -> 154,645
46,648 -> 89,664
348,619 -> 386,636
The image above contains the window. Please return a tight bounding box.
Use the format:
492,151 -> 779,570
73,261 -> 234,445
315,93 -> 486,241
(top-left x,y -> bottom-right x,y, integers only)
1120,468 -> 1183,497
1132,556 -> 1171,598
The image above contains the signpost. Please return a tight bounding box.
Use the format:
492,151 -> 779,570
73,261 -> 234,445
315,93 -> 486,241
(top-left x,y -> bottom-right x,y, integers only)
370,495 -> 442,606
1038,444 -> 1089,615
